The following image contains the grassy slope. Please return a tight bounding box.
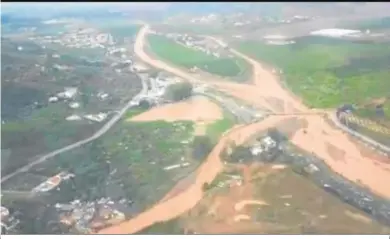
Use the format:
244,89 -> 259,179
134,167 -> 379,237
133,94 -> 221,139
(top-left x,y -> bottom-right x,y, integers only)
148,34 -> 245,78
235,36 -> 390,108
5,114 -> 196,207
206,113 -> 236,142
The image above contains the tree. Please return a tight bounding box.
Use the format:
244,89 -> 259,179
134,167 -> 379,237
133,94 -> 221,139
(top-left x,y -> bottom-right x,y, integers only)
229,145 -> 251,162
192,136 -> 214,161
266,128 -> 287,143
138,99 -> 151,109
165,82 -> 193,102
202,182 -> 211,192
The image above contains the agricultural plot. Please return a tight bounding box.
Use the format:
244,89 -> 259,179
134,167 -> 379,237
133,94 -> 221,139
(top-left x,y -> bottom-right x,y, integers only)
91,19 -> 141,44
147,34 -> 246,78
234,36 -> 390,109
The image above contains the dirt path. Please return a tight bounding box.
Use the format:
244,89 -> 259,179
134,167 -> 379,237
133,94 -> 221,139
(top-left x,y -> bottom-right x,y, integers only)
98,25 -> 390,234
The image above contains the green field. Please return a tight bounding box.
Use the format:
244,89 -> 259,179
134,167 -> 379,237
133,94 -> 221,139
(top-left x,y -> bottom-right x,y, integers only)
148,34 -> 247,78
206,114 -> 236,142
96,21 -> 141,44
235,36 -> 390,108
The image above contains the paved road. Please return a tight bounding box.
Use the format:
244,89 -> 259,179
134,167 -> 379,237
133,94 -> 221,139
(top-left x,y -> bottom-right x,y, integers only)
1,75 -> 149,184
196,89 -> 263,124
330,112 -> 390,154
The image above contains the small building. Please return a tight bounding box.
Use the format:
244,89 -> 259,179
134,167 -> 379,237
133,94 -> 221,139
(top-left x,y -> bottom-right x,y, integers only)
84,113 -> 107,122
57,87 -> 78,99
69,102 -> 80,109
66,115 -> 82,121
48,96 -> 59,103
1,207 -> 9,221
310,28 -> 362,38
251,142 -> 264,156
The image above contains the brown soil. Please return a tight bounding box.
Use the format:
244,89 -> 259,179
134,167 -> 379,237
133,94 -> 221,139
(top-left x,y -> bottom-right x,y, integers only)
129,96 -> 223,124
97,24 -> 390,234
129,96 -> 223,136
182,164 -> 390,234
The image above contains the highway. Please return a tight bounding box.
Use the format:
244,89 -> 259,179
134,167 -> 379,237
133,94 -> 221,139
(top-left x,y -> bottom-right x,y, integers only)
1,74 -> 149,184
194,87 -> 264,124
330,112 -> 390,154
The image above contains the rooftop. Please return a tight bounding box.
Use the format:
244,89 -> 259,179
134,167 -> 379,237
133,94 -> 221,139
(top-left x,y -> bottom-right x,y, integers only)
310,28 -> 361,37
1,207 -> 9,218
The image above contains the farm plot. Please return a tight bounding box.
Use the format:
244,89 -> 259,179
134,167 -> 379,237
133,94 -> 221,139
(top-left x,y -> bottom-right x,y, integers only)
234,36 -> 390,109
147,34 -> 246,78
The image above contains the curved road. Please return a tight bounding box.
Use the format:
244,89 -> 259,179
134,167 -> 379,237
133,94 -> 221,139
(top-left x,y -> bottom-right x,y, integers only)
1,75 -> 149,184
98,24 -> 390,234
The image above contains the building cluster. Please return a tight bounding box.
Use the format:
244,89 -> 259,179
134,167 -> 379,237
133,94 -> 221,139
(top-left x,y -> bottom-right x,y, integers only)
0,206 -> 19,234
250,135 -> 282,161
57,198 -> 126,233
131,72 -> 181,107
47,87 -> 111,123
163,33 -> 229,59
263,35 -> 296,45
190,14 -> 218,23
31,27 -> 115,49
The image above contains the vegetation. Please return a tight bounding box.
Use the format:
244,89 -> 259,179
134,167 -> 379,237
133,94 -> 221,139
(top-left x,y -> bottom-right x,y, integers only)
192,135 -> 214,161
15,118 -> 196,207
1,37 -> 143,176
164,82 -> 193,102
91,20 -> 141,44
206,116 -> 235,141
148,34 -> 244,77
235,36 -> 390,108
228,145 -> 252,163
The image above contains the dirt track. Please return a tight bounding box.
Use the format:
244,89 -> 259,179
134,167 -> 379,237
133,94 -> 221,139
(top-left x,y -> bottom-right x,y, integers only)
97,25 -> 390,234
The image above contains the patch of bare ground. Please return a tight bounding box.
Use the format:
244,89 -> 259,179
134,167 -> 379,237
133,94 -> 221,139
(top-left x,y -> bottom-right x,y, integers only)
182,164 -> 390,234
265,97 -> 285,113
129,96 -> 223,123
325,143 -> 347,163
128,96 -> 223,136
351,139 -> 390,165
275,117 -> 308,138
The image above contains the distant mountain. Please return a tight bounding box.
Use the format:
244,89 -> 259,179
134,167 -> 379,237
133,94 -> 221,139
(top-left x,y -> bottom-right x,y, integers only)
162,3 -> 283,17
